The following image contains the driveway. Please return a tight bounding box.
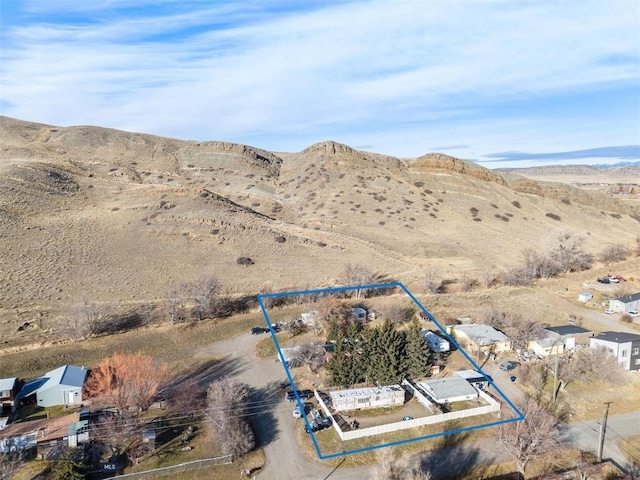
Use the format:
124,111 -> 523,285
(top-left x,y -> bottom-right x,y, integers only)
194,333 -> 374,480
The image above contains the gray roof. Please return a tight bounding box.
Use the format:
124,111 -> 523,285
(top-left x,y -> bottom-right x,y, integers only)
419,376 -> 478,401
454,370 -> 493,383
593,331 -> 640,344
614,292 -> 640,304
451,324 -> 509,344
545,325 -> 591,336
0,378 -> 17,392
19,365 -> 87,399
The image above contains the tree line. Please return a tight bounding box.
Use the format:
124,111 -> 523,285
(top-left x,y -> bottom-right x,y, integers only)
326,319 -> 434,388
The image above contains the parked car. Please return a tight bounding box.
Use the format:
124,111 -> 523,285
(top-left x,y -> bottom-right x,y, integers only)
293,404 -> 304,418
285,389 -> 314,402
604,309 -> 615,315
627,310 -> 639,318
402,416 -> 414,421
597,277 -> 610,284
251,327 -> 269,335
499,360 -> 520,371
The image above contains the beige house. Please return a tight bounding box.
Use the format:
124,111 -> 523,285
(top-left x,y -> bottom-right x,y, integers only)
448,324 -> 511,354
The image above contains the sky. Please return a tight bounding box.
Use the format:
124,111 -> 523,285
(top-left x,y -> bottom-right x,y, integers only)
1,0 -> 639,168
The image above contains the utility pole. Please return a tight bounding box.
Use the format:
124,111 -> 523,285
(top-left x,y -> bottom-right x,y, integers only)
597,401 -> 612,462
552,343 -> 560,402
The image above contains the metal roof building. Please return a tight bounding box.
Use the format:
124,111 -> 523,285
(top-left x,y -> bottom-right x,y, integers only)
18,365 -> 87,408
418,376 -> 479,404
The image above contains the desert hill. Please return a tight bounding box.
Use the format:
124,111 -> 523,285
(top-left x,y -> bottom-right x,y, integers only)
1,115 -> 639,337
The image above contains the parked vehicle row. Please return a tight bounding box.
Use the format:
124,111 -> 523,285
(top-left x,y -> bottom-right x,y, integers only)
284,389 -> 314,402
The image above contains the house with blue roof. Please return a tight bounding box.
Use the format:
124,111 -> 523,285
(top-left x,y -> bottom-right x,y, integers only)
18,365 -> 88,408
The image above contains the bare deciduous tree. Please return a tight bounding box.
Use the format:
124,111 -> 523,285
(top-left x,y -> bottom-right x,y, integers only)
167,379 -> 206,420
424,269 -> 440,294
290,342 -> 326,372
342,263 -> 376,298
206,377 -> 255,459
548,230 -> 593,273
90,412 -> 140,464
187,275 -> 221,321
85,352 -> 169,413
599,243 -> 629,263
496,398 -> 561,475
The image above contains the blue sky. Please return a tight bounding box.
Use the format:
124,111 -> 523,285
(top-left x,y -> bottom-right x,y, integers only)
1,0 -> 639,168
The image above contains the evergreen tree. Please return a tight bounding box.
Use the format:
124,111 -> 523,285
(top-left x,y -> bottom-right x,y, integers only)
366,320 -> 407,385
326,319 -> 340,343
405,320 -> 432,379
49,448 -> 87,480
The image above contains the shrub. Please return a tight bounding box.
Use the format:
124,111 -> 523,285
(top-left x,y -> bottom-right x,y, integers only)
237,257 -> 254,266
275,236 -> 286,243
561,198 -> 571,205
599,243 -> 628,263
546,213 -> 562,221
490,203 -> 498,209
469,207 -> 479,217
511,200 -> 521,208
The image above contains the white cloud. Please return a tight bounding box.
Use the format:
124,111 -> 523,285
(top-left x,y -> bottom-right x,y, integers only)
1,0 -> 638,160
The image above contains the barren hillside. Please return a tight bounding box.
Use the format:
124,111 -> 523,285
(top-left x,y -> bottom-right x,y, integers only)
1,115 -> 639,336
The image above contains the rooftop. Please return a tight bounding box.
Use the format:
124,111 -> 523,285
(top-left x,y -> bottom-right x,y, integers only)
18,365 -> 87,399
0,378 -> 17,392
329,385 -> 403,400
593,331 -> 640,344
454,370 -> 493,382
614,292 -> 640,304
0,413 -> 80,443
419,376 -> 478,401
545,325 -> 591,336
450,324 -> 509,344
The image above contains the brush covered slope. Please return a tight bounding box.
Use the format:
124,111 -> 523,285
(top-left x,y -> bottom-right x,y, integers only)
1,115 -> 639,334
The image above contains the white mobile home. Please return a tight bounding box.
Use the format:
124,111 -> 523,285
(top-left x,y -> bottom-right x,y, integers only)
329,385 -> 405,411
423,330 -> 450,353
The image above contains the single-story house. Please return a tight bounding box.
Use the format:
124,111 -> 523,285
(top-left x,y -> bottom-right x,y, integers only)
18,365 -> 88,408
329,385 -> 405,411
453,370 -> 493,390
590,331 -> 640,372
578,291 -> 593,303
529,325 -> 592,356
0,378 -> 19,414
352,308 -> 367,322
609,292 -> 640,314
447,324 -> 511,354
422,330 -> 450,353
545,325 -> 592,351
528,336 -> 564,357
418,376 -> 479,404
0,412 -> 89,454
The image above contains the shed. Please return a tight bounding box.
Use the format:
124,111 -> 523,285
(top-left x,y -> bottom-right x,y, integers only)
18,365 -> 87,408
329,385 -> 405,411
418,376 -> 479,404
578,291 -> 593,303
422,330 -> 450,352
352,308 -> 367,322
0,378 -> 19,414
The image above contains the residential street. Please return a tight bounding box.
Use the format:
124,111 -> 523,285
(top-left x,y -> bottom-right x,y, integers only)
195,332 -> 639,480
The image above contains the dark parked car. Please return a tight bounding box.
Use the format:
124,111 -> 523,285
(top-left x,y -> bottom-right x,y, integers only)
285,389 -> 314,402
251,327 -> 269,335
499,360 -> 520,371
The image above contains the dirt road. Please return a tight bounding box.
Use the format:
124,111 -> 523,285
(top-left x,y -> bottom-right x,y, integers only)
194,332 -> 373,480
